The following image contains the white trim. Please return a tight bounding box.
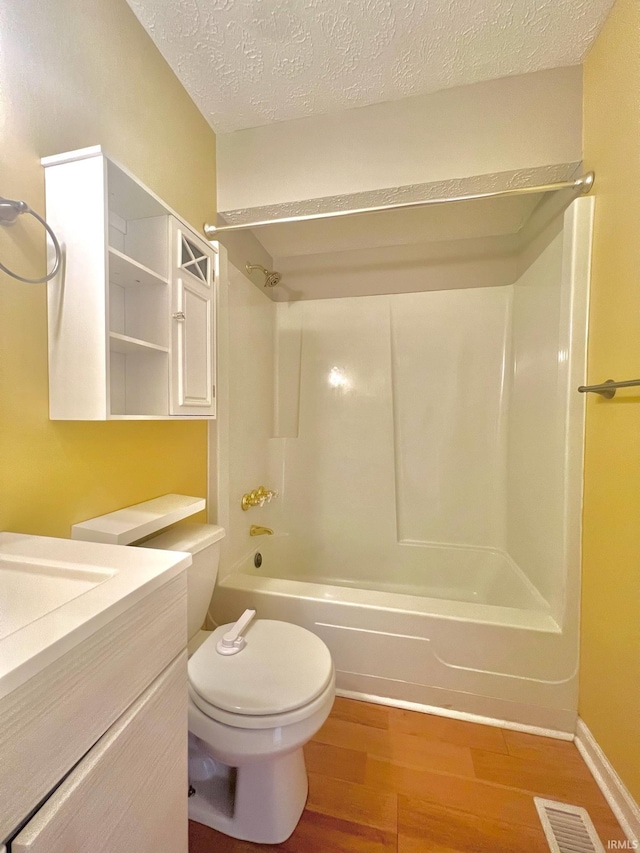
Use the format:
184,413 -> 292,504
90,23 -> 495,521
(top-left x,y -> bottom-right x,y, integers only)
335,687 -> 574,740
41,144 -> 103,166
575,718 -> 640,844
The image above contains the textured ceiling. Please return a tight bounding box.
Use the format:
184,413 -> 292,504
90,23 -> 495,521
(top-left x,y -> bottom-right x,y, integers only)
125,0 -> 614,134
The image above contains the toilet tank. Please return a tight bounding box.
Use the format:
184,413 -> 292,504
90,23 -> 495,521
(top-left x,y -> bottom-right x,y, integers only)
141,523 -> 225,641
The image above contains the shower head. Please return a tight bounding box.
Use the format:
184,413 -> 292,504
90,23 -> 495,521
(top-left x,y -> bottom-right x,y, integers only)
246,263 -> 282,288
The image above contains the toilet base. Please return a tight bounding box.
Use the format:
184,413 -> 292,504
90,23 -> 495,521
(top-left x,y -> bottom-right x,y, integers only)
189,746 -> 309,844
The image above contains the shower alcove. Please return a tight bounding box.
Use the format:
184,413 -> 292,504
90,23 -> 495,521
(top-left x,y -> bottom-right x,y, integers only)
208,164 -> 594,733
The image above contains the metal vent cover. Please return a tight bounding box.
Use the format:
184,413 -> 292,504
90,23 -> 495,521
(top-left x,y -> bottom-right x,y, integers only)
535,797 -> 606,853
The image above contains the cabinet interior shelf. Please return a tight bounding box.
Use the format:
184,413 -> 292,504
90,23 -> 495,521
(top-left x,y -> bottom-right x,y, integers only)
108,247 -> 168,288
109,332 -> 169,355
108,415 -> 185,420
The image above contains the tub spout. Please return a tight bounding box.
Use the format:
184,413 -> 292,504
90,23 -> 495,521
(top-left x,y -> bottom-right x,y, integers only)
250,525 -> 274,536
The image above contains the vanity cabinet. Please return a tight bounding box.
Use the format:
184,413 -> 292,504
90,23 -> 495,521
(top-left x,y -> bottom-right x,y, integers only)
0,559 -> 188,852
42,146 -> 217,420
11,656 -> 186,853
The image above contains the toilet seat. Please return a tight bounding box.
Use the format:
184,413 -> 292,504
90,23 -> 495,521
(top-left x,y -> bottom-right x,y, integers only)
188,675 -> 335,729
188,620 -> 334,730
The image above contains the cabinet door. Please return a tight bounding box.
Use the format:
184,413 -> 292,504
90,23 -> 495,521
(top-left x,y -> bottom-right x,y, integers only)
11,654 -> 188,853
170,219 -> 216,416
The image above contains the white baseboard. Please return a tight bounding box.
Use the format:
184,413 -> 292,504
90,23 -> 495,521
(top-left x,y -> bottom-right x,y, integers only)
575,717 -> 640,843
336,687 -> 574,741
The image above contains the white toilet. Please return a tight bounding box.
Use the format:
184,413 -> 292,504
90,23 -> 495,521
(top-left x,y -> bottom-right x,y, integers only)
142,523 -> 336,844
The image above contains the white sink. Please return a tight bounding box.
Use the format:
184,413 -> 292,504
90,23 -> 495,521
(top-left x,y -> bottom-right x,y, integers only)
0,532 -> 191,701
0,557 -> 114,641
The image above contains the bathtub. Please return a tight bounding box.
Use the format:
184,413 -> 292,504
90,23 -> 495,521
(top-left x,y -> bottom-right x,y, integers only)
210,537 -> 578,734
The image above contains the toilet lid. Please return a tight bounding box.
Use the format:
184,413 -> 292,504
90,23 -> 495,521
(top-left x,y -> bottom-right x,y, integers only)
188,620 -> 334,716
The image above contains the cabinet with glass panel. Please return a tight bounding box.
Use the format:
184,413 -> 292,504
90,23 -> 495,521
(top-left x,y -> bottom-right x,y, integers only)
42,146 -> 217,419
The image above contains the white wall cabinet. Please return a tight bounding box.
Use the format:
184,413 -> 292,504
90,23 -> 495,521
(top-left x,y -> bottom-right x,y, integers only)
170,219 -> 216,415
42,146 -> 217,420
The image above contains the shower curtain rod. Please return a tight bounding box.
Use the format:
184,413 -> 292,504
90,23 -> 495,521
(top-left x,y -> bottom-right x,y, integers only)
203,172 -> 594,238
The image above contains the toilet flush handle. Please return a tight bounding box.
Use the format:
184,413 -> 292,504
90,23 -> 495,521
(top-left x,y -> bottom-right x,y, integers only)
216,609 -> 257,656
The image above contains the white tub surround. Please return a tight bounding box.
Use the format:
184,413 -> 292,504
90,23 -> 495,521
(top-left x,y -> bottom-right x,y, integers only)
212,197 -> 593,731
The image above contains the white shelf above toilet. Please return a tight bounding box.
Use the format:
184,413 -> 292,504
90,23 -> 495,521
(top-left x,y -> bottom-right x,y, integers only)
71,494 -> 206,545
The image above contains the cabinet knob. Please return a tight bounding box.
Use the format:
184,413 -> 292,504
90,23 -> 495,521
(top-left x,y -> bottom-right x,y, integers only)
172,311 -> 185,321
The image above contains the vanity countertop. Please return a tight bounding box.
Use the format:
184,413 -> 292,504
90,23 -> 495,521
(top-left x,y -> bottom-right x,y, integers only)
0,532 -> 191,701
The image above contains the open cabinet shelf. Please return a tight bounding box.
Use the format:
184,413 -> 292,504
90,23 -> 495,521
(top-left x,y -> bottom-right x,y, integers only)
108,247 -> 169,289
42,146 -> 218,420
109,333 -> 170,355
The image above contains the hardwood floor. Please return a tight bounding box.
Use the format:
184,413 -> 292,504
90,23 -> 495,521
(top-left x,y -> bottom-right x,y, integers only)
188,697 -> 628,852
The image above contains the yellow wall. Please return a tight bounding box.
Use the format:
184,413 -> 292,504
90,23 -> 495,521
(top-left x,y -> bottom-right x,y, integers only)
0,0 -> 216,536
582,0 -> 640,802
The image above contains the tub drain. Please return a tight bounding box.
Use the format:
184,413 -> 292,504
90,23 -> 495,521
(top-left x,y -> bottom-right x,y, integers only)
254,552 -> 262,568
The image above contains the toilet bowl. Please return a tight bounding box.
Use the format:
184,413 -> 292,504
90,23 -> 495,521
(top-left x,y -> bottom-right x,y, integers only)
187,620 -> 335,842
141,524 -> 336,844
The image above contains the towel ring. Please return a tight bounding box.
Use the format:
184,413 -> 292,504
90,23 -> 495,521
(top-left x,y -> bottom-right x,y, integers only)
0,198 -> 62,283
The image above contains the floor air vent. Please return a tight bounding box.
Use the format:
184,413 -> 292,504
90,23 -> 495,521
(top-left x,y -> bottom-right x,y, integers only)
535,798 -> 606,853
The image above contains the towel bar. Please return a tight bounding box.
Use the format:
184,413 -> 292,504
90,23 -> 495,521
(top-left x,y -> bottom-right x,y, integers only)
577,379 -> 640,399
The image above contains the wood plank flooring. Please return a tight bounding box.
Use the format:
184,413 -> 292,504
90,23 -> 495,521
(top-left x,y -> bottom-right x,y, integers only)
188,697 -> 628,852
